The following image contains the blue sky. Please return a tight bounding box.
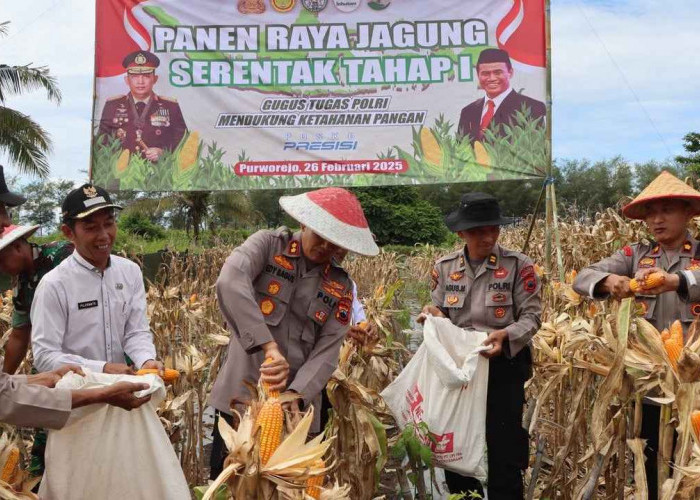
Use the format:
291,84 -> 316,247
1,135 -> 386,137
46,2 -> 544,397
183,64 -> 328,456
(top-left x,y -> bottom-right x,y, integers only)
1,0 -> 699,182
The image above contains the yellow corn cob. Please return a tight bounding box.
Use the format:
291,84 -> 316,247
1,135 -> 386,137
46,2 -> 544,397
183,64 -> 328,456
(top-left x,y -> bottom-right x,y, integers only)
116,149 -> 130,173
420,127 -> 443,166
178,132 -> 200,172
670,320 -> 683,341
692,410 -> 700,439
261,358 -> 279,398
629,272 -> 665,293
305,460 -> 326,499
1,446 -> 19,484
661,328 -> 671,342
664,334 -> 683,370
256,398 -> 283,465
135,368 -> 180,383
473,140 -> 491,168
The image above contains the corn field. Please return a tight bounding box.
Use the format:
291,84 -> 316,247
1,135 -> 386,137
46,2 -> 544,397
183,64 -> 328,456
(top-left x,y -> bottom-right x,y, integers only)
4,213 -> 700,498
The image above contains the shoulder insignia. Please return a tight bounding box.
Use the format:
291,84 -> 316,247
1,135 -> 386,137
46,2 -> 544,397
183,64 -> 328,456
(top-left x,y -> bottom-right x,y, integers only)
524,277 -> 537,293
652,244 -> 660,254
520,265 -> 535,278
488,254 -> 498,265
287,240 -> 300,256
622,245 -> 633,257
684,241 -> 692,253
335,298 -> 351,325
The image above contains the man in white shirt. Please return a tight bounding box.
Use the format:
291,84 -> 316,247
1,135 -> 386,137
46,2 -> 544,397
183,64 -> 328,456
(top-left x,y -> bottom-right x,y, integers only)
31,184 -> 163,375
457,48 -> 546,144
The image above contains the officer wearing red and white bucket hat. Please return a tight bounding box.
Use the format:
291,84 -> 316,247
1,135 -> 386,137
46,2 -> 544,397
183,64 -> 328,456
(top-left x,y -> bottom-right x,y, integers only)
208,187 -> 378,478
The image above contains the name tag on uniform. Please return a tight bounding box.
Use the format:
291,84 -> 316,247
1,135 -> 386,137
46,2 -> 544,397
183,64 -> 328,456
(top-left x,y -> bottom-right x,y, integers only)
78,300 -> 98,310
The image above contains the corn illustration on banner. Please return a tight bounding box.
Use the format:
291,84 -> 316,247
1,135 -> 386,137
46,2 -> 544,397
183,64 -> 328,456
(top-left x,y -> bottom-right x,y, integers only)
90,0 -> 550,191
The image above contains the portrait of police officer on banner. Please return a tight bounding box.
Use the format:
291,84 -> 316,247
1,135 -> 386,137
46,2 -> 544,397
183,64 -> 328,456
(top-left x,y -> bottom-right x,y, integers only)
97,50 -> 187,162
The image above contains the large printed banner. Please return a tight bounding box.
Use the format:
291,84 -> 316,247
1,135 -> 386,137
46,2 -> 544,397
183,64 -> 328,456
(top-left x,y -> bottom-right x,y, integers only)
91,0 -> 549,191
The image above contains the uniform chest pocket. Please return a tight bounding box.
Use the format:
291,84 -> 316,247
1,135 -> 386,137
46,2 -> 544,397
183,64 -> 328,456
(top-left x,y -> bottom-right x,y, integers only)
485,291 -> 514,326
256,295 -> 287,327
635,296 -> 656,321
303,299 -> 333,344
254,272 -> 295,304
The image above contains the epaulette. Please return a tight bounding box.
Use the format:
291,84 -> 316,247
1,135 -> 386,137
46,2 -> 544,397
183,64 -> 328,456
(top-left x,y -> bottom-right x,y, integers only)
106,94 -> 126,102
158,95 -> 178,103
273,226 -> 293,239
436,249 -> 462,264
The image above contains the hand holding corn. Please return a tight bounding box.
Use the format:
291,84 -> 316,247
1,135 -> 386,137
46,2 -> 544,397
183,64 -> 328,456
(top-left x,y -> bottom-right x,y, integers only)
260,341 -> 290,392
630,268 -> 678,295
599,275 -> 635,299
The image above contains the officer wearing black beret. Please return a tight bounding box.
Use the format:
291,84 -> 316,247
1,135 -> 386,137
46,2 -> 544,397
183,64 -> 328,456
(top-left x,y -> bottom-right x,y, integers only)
97,50 -> 187,162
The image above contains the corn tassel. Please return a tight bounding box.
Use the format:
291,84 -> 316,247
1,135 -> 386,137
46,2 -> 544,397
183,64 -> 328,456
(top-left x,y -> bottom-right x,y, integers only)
256,399 -> 283,465
178,132 -> 200,172
692,410 -> 700,439
305,460 -> 326,499
419,127 -> 443,166
116,149 -> 130,173
630,272 -> 665,293
1,446 -> 19,484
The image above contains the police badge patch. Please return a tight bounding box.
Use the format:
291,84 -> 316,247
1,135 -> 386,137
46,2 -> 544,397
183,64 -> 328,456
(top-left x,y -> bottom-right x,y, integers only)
302,0 -> 328,11
494,307 -> 506,319
267,281 -> 281,295
260,298 -> 276,315
336,298 -> 350,325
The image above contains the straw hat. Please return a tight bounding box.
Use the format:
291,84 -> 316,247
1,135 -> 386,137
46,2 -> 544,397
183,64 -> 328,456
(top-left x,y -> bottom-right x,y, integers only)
622,171 -> 700,220
279,187 -> 379,256
0,224 -> 39,252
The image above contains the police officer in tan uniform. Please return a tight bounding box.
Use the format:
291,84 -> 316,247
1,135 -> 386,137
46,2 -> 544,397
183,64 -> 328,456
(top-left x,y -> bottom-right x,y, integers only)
574,171 -> 700,499
208,187 -> 378,478
97,51 -> 187,161
420,192 -> 541,499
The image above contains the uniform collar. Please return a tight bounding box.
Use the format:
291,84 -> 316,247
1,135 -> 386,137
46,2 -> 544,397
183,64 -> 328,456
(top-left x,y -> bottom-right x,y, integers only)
648,241 -> 661,257
72,249 -> 111,274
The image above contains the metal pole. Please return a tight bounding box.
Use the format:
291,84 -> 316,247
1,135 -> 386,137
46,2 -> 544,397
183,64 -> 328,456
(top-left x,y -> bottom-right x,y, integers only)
544,0 -> 554,277
522,178 -> 548,254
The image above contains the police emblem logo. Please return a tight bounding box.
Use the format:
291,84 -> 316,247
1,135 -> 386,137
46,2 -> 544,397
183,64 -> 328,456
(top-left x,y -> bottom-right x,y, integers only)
524,278 -> 537,293
260,298 -> 276,315
691,303 -> 700,316
639,257 -> 655,268
271,0 -> 296,12
446,295 -> 459,305
449,272 -> 463,282
494,267 -> 508,279
267,281 -> 281,295
302,0 -> 328,12
83,185 -> 98,198
273,254 -> 295,270
494,307 -> 506,319
134,53 -> 147,65
335,298 -> 351,325
314,310 -> 328,323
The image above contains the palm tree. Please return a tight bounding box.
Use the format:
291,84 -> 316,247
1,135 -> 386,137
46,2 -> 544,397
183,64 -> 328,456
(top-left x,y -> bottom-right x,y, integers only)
0,21 -> 61,178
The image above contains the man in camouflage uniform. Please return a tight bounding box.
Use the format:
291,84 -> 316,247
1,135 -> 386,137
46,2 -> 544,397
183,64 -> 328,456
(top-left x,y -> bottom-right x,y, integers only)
574,171 -> 700,499
97,50 -> 187,162
420,192 -> 542,499
208,187 -> 379,478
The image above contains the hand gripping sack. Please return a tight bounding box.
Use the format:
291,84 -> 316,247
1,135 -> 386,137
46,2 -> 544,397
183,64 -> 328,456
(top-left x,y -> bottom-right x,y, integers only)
380,316 -> 489,479
39,370 -> 190,500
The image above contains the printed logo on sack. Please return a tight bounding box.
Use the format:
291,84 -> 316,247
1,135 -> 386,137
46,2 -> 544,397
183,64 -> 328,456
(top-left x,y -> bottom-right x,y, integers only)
333,0 -> 360,12
283,141 -> 358,151
302,0 -> 328,12
406,383 -> 424,421
430,432 -> 455,454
